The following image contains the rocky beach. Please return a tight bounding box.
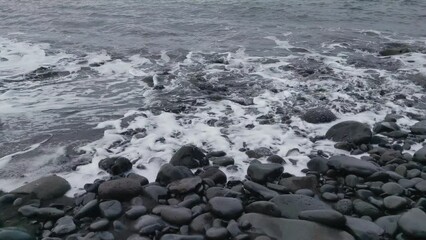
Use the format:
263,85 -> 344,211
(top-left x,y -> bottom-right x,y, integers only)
1,113 -> 426,240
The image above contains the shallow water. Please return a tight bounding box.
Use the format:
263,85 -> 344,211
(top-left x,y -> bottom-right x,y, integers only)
1,0 -> 426,194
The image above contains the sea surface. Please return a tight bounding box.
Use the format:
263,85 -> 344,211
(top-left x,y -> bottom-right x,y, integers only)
1,0 -> 426,194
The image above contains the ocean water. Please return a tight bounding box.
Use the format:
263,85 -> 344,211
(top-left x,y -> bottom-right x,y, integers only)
0,0 -> 426,195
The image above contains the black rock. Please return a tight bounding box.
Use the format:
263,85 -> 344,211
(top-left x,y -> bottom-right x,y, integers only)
126,206 -> 147,219
99,200 -> 122,220
373,122 -> 400,134
345,216 -> 384,240
245,147 -> 273,159
381,182 -> 404,195
168,177 -> 202,194
209,197 -> 243,220
326,121 -> 372,145
210,156 -> 234,166
307,156 -> 329,173
75,199 -> 99,219
198,167 -> 227,185
243,181 -> 279,200
327,155 -> 381,177
156,164 -> 194,186
353,199 -> 382,219
322,192 -> 339,202
190,213 -> 214,234
239,213 -> 354,240
245,201 -> 281,217
413,146 -> 426,164
383,196 -> 407,211
301,107 -> 337,124
98,157 -> 132,175
142,184 -> 168,202
127,173 -> 149,186
374,215 -> 400,237
415,180 -> 426,193
134,215 -> 166,235
298,209 -> 346,227
170,145 -> 207,168
160,206 -> 192,225
226,220 -> 241,237
160,234 -> 204,240
266,155 -> 286,164
11,175 -> 70,200
398,208 -> 426,239
279,175 -> 318,193
98,178 -> 143,200
270,194 -> 331,219
205,187 -> 242,200
247,162 -> 283,183
410,120 -> 426,135
51,216 -> 76,236
0,228 -> 34,240
206,227 -> 229,240
89,219 -> 110,231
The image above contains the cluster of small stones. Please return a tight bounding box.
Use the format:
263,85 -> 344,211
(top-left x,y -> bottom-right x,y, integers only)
1,109 -> 426,240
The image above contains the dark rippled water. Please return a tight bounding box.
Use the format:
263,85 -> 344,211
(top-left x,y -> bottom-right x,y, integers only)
1,0 -> 426,189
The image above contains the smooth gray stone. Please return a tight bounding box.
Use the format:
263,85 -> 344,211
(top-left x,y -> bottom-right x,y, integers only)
270,194 -> 330,219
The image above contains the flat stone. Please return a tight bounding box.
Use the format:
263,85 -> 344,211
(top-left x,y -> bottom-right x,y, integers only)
270,194 -> 331,219
99,200 -> 122,220
239,213 -> 354,240
206,227 -> 229,240
190,213 -> 214,234
398,208 -> 426,239
209,197 -> 243,220
133,215 -> 166,234
298,209 -> 346,227
198,167 -> 227,185
327,155 -> 382,177
98,178 -> 143,200
12,176 -> 70,200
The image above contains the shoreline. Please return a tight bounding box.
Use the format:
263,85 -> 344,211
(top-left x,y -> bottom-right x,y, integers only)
1,112 -> 426,239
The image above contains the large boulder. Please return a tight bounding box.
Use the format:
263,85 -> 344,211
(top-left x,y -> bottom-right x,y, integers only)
98,157 -> 132,175
98,178 -> 142,200
327,155 -> 382,177
301,107 -> 337,124
238,213 -> 354,240
270,194 -> 331,219
155,164 -> 194,186
411,120 -> 426,135
170,145 -> 207,168
12,175 -> 70,200
326,121 -> 372,145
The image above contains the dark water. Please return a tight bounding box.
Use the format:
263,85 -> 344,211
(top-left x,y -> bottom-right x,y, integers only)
0,0 -> 426,188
